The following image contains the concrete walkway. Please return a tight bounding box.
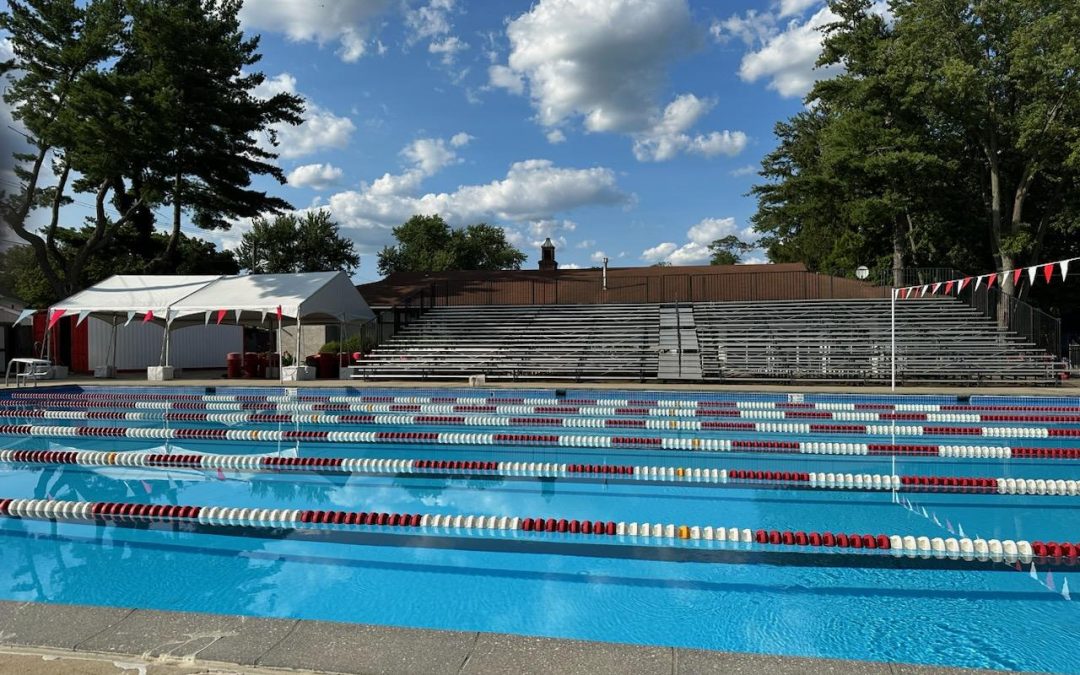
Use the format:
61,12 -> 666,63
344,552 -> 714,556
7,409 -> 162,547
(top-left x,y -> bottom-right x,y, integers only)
0,601 -> 1041,675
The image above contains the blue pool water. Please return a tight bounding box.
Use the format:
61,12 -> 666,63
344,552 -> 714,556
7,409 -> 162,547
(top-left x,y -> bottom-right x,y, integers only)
0,385 -> 1078,673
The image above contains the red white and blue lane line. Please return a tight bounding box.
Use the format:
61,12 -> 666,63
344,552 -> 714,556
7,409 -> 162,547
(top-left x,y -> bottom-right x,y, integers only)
3,447 -> 1078,495
2,495 -> 1074,566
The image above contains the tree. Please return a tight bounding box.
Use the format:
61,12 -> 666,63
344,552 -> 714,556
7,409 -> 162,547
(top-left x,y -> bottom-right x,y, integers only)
751,0 -> 1080,302
0,0 -> 303,300
236,211 -> 359,275
377,214 -> 527,276
708,236 -> 755,266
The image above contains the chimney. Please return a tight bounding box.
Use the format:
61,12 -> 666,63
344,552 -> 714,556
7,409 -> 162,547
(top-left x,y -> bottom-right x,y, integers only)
539,237 -> 557,270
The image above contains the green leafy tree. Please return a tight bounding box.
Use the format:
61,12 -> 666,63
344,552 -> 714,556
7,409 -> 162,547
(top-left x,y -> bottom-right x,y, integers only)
237,211 -> 360,275
0,0 -> 303,299
708,235 -> 755,265
377,214 -> 527,275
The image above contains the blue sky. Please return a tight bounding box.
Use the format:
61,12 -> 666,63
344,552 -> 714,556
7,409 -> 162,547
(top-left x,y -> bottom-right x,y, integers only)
5,0 -> 844,282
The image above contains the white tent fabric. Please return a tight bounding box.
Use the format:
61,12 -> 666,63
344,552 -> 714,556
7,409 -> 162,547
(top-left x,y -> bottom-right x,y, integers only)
51,275 -> 223,324
170,271 -> 374,326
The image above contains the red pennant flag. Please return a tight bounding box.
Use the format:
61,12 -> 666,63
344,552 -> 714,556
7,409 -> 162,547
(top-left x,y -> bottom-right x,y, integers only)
47,308 -> 66,330
216,309 -> 227,325
276,305 -> 283,321
898,288 -> 908,299
1042,263 -> 1054,283
944,280 -> 955,295
1012,268 -> 1023,287
142,310 -> 154,323
986,272 -> 997,289
959,277 -> 971,292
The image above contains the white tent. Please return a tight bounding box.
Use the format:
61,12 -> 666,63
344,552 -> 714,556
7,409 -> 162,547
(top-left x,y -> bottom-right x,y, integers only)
49,272 -> 375,377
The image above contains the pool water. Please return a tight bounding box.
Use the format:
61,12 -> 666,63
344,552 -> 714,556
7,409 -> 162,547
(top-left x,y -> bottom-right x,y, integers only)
0,386 -> 1077,673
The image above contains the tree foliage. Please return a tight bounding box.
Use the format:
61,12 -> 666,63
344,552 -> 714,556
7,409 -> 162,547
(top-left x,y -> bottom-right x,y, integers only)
236,211 -> 360,275
0,0 -> 303,299
751,0 -> 1080,297
377,214 -> 527,276
709,235 -> 755,266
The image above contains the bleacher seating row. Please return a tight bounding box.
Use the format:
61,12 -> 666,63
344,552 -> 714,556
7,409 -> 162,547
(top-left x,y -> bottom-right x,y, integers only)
354,299 -> 1063,384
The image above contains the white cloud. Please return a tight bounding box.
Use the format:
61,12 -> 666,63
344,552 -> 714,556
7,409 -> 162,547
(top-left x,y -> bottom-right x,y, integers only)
287,163 -> 344,190
239,0 -> 392,62
632,94 -> 748,161
528,219 -> 576,238
641,217 -> 759,265
252,73 -> 356,158
560,263 -> 583,269
429,36 -> 468,65
402,137 -> 461,174
729,164 -> 757,177
710,10 -> 776,45
738,6 -> 842,98
326,158 -> 629,252
576,239 -> 595,249
590,250 -> 609,264
405,0 -> 456,42
488,65 -> 525,95
495,0 -> 744,160
779,0 -> 821,18
545,129 -> 566,144
449,132 -> 473,148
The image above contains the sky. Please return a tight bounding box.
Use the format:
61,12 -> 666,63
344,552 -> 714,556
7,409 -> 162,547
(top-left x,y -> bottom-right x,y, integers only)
3,0 -> 844,282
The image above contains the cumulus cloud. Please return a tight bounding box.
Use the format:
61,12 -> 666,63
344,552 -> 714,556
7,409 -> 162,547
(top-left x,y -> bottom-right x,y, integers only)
560,263 -> 583,269
239,0 -> 392,62
252,73 -> 355,158
640,217 -> 759,265
590,250 -> 609,264
576,239 -> 595,249
287,163 -> 344,190
405,0 -> 456,42
429,36 -> 468,64
729,164 -> 757,177
449,132 -> 474,148
545,129 -> 566,144
632,94 -> 747,161
493,0 -> 746,161
325,157 -> 629,252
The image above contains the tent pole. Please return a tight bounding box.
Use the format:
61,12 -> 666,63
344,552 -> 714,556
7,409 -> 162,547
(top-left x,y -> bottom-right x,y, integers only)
295,314 -> 301,372
277,314 -> 283,383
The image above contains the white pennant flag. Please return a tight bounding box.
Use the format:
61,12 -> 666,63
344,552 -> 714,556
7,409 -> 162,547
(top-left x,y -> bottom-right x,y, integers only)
1061,259 -> 1071,281
920,285 -> 929,297
204,310 -> 213,326
75,309 -> 91,326
12,309 -> 36,326
260,310 -> 268,325
124,311 -> 137,326
234,309 -> 242,324
974,275 -> 984,291
1027,266 -> 1038,285
931,282 -> 942,295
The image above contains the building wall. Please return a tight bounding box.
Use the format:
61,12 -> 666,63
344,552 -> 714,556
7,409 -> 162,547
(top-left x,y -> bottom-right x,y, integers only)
88,317 -> 243,371
279,325 -> 329,360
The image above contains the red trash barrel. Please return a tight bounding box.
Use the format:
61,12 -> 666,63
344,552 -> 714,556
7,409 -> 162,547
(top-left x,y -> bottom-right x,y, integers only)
316,352 -> 337,379
226,352 -> 242,378
242,352 -> 259,378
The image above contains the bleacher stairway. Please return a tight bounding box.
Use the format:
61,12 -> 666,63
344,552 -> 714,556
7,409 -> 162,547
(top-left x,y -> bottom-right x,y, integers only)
356,298 -> 1062,384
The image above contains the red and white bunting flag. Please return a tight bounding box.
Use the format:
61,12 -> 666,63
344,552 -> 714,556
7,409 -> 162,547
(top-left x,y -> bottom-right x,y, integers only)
920,284 -> 929,297
974,275 -> 984,291
124,311 -> 137,327
47,308 -> 66,330
931,282 -> 942,295
75,309 -> 91,326
204,310 -> 213,326
1062,259 -> 1071,281
986,272 -> 997,289
1042,263 -> 1054,283
1012,268 -> 1023,287
142,310 -> 154,323
899,287 -> 909,299
276,305 -> 283,321
234,309 -> 242,324
1027,266 -> 1038,285
959,276 -> 972,292
216,309 -> 227,325
944,280 -> 955,295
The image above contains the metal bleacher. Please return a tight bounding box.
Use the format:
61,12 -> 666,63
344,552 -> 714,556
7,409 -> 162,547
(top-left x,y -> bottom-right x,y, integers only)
355,297 -> 1062,384
356,304 -> 660,381
695,298 -> 1062,384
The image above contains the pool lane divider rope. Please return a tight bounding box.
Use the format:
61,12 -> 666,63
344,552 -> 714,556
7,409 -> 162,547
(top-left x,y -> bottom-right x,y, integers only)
11,391 -> 1080,415
0,423 -> 1075,460
6,408 -> 1080,434
4,449 -> 1079,495
2,496 -> 1076,567
7,400 -> 1080,429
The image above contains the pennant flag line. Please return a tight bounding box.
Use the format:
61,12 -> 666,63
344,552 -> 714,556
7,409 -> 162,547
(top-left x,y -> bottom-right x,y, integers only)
276,305 -> 283,321
216,309 -> 227,325
1062,259 -> 1070,281
1042,264 -> 1054,283
47,308 -> 65,330
1028,266 -> 1038,285
124,311 -> 137,327
204,310 -> 213,326
75,309 -> 91,326
142,310 -> 154,323
13,309 -> 35,326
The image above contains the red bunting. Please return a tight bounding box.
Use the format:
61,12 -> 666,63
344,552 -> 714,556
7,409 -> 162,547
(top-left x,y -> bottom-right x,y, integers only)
944,280 -> 954,295
142,310 -> 154,323
986,272 -> 997,289
1042,264 -> 1054,283
899,287 -> 908,299
47,309 -> 66,330
216,309 -> 227,325
1012,268 -> 1023,287
276,305 -> 283,321
959,277 -> 971,292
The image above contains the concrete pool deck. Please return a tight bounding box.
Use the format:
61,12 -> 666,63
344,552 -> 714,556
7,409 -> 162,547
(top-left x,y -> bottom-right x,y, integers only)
0,601 -> 1042,675
10,372 -> 1080,397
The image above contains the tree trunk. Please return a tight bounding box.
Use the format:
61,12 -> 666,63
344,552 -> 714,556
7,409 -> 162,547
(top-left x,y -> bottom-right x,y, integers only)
892,214 -> 904,288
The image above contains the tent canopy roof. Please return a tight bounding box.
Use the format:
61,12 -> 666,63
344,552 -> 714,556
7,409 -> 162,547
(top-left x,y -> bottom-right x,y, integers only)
50,272 -> 374,327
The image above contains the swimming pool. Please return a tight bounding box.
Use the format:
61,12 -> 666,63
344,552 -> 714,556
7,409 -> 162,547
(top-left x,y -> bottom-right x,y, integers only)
0,385 -> 1077,672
